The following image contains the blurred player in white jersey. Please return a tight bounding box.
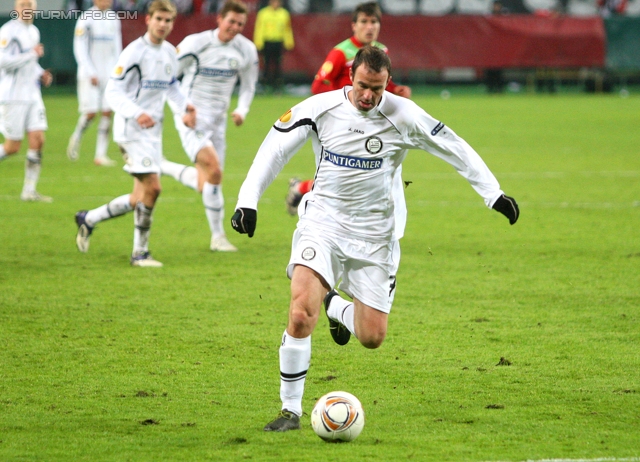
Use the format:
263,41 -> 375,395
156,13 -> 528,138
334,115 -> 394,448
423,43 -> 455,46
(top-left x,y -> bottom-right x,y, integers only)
67,0 -> 122,166
74,0 -> 196,267
160,0 -> 259,252
0,0 -> 53,202
231,46 -> 520,431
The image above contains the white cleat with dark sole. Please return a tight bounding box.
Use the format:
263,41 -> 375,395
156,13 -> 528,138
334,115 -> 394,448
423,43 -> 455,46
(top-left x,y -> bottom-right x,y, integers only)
75,210 -> 93,253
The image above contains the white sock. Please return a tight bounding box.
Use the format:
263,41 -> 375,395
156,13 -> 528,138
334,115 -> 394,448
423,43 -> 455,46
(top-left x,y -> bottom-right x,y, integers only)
133,201 -> 153,254
95,116 -> 111,159
203,182 -> 224,238
0,145 -> 6,162
279,330 -> 311,417
160,159 -> 197,191
73,113 -> 91,139
85,194 -> 132,227
22,149 -> 41,194
327,295 -> 356,337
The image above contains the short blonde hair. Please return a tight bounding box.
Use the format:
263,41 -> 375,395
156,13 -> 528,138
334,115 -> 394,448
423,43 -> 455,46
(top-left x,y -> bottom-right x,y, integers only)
147,0 -> 177,18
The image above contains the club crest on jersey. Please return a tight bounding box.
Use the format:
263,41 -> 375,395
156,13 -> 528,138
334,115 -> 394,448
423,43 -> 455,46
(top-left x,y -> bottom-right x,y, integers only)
365,136 -> 383,154
279,109 -> 292,123
165,64 -> 172,75
228,58 -> 239,69
302,247 -> 316,261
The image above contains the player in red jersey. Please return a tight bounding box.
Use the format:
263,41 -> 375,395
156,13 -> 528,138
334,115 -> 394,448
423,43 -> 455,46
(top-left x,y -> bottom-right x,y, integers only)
310,2 -> 410,98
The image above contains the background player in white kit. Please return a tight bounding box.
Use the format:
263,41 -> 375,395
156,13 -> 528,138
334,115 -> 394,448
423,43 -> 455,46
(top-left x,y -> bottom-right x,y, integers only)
67,0 -> 122,167
160,0 -> 259,252
231,46 -> 520,431
74,0 -> 196,267
0,0 -> 53,202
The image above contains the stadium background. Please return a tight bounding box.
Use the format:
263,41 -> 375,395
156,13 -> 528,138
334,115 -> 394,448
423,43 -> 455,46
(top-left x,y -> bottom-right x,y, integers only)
1,0 -> 640,93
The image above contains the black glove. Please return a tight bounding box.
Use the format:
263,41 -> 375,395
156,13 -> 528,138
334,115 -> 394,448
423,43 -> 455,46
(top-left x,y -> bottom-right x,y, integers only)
231,208 -> 257,237
492,194 -> 519,225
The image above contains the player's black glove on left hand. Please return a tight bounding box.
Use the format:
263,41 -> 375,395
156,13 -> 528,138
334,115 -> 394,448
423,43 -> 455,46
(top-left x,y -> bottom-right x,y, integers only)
231,208 -> 257,237
492,194 -> 519,225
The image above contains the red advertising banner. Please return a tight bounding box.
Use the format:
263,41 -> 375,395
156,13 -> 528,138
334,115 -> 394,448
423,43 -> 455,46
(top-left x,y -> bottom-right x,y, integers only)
121,14 -> 605,74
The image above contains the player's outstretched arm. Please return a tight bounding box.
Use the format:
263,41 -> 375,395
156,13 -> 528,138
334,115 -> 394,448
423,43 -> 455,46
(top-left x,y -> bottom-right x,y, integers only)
492,194 -> 519,225
231,208 -> 257,237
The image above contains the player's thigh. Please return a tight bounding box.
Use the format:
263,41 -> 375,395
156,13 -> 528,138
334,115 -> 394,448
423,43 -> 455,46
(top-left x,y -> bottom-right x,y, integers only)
0,103 -> 29,141
289,264 -> 329,332
120,140 -> 163,175
25,100 -> 48,135
77,78 -> 102,114
339,239 -> 398,314
175,113 -> 215,163
209,113 -> 227,169
287,226 -> 343,291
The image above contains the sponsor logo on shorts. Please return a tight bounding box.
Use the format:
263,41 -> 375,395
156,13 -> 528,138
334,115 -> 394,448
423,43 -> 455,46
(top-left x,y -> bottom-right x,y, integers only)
365,136 -> 383,154
196,130 -> 204,138
142,157 -> 152,167
302,247 -> 316,261
323,150 -> 382,170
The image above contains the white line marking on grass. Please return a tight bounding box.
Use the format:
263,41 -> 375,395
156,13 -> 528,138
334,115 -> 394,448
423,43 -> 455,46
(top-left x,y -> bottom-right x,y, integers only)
488,458 -> 640,462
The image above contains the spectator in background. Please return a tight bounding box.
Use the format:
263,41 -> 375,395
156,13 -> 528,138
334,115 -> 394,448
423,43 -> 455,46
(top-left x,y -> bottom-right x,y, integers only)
0,0 -> 54,202
253,0 -> 294,92
598,0 -> 627,16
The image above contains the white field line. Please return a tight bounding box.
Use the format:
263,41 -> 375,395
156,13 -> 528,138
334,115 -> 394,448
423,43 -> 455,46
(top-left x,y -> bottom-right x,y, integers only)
488,458 -> 640,462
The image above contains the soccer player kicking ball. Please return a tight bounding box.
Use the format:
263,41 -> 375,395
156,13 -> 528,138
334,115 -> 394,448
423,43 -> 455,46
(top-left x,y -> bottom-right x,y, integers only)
67,0 -> 122,166
74,0 -> 196,267
160,0 -> 258,252
231,46 -> 519,431
0,0 -> 53,202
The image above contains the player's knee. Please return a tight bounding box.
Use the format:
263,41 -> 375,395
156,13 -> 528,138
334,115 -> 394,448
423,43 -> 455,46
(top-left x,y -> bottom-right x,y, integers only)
288,305 -> 318,336
358,328 -> 386,349
3,142 -> 20,155
86,113 -> 97,121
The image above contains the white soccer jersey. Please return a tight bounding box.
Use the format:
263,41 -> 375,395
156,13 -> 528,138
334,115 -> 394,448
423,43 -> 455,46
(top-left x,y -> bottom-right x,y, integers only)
73,7 -> 122,82
175,29 -> 258,118
106,33 -> 188,143
0,19 -> 44,103
237,87 -> 504,241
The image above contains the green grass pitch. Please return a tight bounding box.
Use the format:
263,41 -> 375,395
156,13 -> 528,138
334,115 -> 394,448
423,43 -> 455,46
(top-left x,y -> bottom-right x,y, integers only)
1,92 -> 639,461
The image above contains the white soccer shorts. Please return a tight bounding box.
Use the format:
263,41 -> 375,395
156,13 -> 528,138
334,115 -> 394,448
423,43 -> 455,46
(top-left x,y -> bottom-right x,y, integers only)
77,77 -> 111,114
287,225 -> 401,313
0,101 -> 48,140
174,111 -> 227,168
119,139 -> 163,175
